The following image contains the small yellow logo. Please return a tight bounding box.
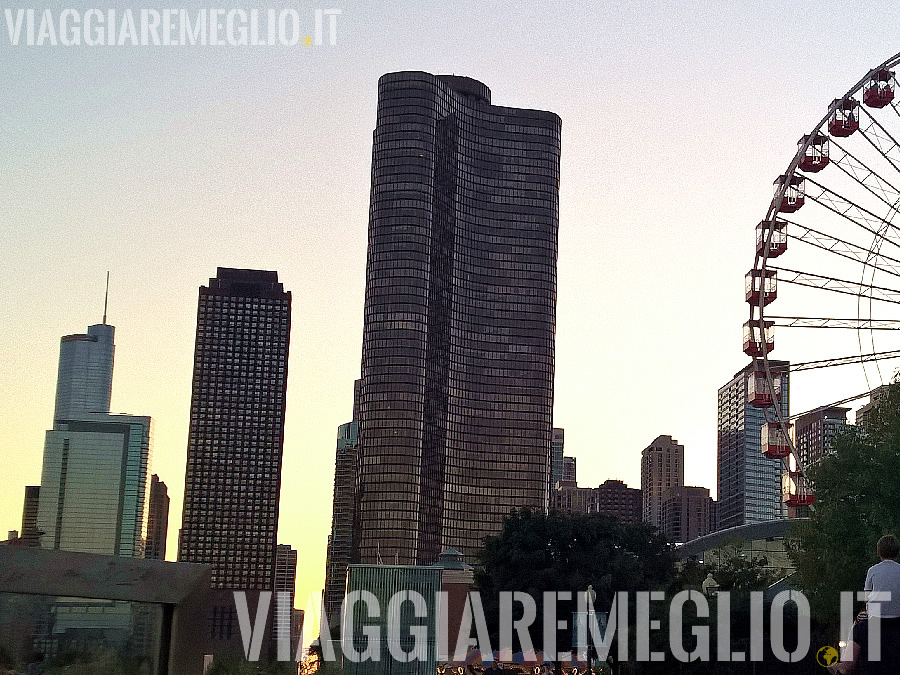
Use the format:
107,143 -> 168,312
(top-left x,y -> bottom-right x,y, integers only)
817,646 -> 840,667
302,36 -> 312,47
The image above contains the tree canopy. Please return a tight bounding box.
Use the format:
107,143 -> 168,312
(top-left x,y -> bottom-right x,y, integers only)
475,509 -> 674,653
793,382 -> 900,626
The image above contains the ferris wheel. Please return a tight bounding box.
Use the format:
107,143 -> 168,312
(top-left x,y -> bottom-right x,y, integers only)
747,51 -> 900,511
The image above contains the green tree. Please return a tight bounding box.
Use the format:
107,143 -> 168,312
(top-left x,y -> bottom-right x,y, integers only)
793,382 -> 900,629
475,509 -> 674,655
672,545 -> 779,595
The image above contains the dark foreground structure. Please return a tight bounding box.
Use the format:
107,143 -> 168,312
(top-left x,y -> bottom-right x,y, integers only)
0,546 -> 211,674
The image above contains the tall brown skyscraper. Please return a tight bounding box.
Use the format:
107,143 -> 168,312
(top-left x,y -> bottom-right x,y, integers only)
178,268 -> 291,590
353,72 -> 560,566
145,474 -> 169,560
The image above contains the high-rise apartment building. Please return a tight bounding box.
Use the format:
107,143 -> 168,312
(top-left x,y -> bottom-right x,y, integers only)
20,486 -> 40,547
145,474 -> 169,560
640,435 -> 685,527
856,385 -> 888,430
178,268 -> 291,591
36,320 -> 152,557
595,479 -> 643,524
550,428 -> 565,491
562,456 -> 577,484
353,72 -> 560,566
660,486 -> 714,544
717,361 -> 789,530
38,414 -> 151,555
795,406 -> 848,469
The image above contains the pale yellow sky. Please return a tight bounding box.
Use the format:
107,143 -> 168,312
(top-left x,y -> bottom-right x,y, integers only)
2,1 -> 899,609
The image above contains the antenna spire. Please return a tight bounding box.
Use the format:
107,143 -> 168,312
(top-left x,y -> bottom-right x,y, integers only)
102,271 -> 109,325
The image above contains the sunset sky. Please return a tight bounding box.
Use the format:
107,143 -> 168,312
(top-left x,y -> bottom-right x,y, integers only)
3,0 -> 900,610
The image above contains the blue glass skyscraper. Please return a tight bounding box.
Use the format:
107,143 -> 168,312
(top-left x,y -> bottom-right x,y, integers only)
716,361 -> 789,530
36,319 -> 152,556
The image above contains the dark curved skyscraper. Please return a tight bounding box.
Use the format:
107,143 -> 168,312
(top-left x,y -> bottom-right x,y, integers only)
354,72 -> 560,566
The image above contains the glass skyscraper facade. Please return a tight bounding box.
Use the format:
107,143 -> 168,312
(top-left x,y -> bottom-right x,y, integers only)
717,361 -> 789,530
344,564 -> 443,675
53,323 -> 114,421
550,427 -> 565,492
38,415 -> 151,556
178,268 -> 291,591
354,72 -> 560,566
324,419 -> 359,630
36,321 -> 152,557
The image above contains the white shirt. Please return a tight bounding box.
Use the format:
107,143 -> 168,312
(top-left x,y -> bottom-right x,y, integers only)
865,560 -> 900,618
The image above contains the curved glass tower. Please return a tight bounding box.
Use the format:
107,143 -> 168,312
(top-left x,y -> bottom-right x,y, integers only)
355,72 -> 560,565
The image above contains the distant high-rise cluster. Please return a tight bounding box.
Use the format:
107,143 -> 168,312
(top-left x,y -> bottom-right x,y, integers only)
638,435 -> 715,542
551,478 -> 642,524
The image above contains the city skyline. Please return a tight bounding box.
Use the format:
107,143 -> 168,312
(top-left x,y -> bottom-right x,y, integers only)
3,0 -> 898,615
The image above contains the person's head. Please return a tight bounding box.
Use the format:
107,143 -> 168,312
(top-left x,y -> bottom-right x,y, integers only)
877,534 -> 900,561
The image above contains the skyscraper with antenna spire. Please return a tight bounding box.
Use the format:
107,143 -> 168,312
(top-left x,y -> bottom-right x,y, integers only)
102,270 -> 110,325
35,281 -> 153,556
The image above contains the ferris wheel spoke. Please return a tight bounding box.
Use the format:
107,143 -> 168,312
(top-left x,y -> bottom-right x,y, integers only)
830,140 -> 900,209
766,316 -> 900,330
803,178 -> 900,248
788,391 -> 875,421
768,265 -> 900,305
789,349 -> 900,372
784,220 -> 900,278
859,108 -> 900,173
889,100 -> 900,124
